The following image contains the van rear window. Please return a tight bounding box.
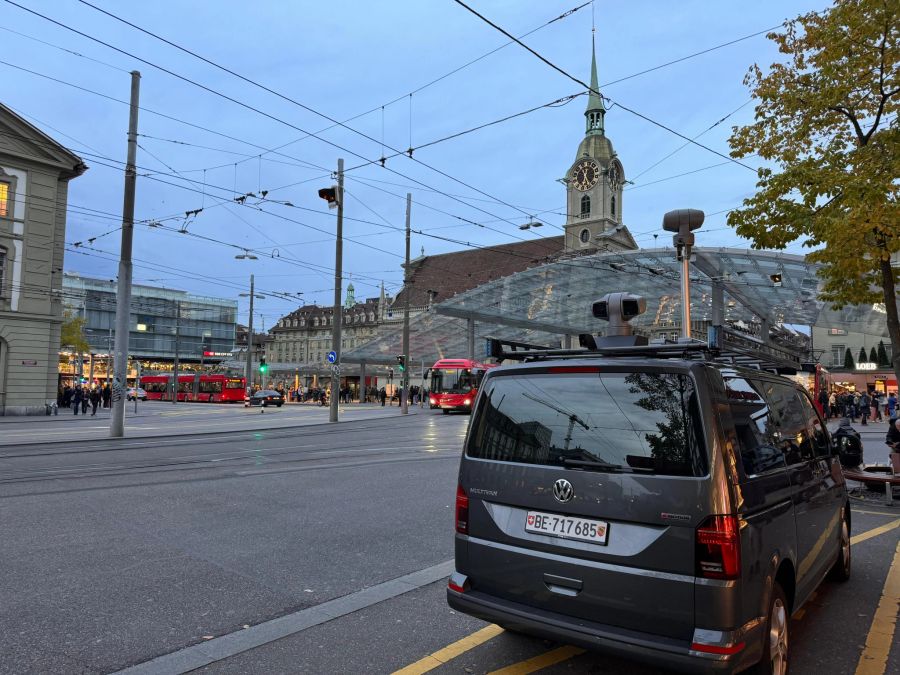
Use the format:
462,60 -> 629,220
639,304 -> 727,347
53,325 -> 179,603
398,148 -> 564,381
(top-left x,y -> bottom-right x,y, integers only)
467,372 -> 707,476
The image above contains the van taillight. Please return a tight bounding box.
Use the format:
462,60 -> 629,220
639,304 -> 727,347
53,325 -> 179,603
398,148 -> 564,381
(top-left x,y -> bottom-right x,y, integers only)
455,485 -> 469,534
696,515 -> 741,579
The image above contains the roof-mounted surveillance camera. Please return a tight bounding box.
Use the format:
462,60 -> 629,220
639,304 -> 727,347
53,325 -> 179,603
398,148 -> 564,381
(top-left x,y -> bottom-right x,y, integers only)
662,209 -> 704,254
592,292 -> 648,347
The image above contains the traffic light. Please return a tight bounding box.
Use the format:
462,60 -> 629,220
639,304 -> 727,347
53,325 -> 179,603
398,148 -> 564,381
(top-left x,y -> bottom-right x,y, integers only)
259,356 -> 268,374
396,354 -> 406,372
317,186 -> 339,209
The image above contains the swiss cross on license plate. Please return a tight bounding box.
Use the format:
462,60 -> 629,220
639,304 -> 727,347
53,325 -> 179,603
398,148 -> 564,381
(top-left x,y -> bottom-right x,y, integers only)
525,510 -> 609,545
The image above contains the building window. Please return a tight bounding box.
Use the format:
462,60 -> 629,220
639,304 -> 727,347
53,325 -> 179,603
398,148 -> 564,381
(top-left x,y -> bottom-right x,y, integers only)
0,246 -> 6,296
611,195 -> 616,218
0,182 -> 9,218
831,344 -> 845,367
580,194 -> 590,218
579,228 -> 590,244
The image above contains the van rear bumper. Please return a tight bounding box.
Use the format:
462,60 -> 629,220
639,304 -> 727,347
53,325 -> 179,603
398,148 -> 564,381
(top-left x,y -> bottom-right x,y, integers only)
447,584 -> 763,675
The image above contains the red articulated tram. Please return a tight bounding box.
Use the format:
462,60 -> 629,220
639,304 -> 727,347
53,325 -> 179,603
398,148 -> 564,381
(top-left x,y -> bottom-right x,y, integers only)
140,374 -> 246,402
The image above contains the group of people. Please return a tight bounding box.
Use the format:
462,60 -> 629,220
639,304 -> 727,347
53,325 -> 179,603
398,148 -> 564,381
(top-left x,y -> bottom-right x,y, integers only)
820,389 -> 896,425
58,383 -> 111,416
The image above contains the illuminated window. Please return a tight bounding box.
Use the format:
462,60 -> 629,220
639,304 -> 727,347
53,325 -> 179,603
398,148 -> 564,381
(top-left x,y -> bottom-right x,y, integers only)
0,182 -> 8,218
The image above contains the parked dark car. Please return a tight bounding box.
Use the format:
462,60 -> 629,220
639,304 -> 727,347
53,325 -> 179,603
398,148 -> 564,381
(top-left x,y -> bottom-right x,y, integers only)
248,390 -> 284,407
448,344 -> 850,675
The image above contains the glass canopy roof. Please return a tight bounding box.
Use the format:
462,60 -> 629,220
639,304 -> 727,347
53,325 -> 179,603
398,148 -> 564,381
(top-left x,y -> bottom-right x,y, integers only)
344,247 -> 827,366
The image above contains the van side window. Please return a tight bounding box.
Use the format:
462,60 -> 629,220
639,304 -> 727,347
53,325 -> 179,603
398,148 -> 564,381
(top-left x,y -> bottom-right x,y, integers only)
798,392 -> 830,457
725,377 -> 784,475
766,384 -> 815,465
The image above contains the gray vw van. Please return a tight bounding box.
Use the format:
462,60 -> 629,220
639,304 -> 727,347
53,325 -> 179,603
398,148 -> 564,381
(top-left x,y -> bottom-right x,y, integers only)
447,339 -> 850,674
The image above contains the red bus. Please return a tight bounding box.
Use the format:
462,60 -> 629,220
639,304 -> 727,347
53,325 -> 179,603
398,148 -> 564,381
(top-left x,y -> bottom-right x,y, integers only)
813,364 -> 833,416
427,358 -> 496,414
140,374 -> 246,403
792,364 -> 834,416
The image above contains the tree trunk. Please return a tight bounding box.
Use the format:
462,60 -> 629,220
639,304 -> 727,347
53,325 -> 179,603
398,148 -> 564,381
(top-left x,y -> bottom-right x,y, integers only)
878,258 -> 900,387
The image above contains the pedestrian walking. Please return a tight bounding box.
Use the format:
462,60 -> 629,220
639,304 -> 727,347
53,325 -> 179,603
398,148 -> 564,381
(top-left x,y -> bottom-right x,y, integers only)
102,383 -> 111,408
89,388 -> 101,416
872,392 -> 883,421
379,387 -> 387,407
72,386 -> 83,415
828,392 -> 837,419
888,392 -> 897,419
859,391 -> 870,425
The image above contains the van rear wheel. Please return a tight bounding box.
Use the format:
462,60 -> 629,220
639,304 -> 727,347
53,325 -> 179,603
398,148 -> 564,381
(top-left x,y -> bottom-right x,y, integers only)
753,582 -> 789,675
829,507 -> 851,582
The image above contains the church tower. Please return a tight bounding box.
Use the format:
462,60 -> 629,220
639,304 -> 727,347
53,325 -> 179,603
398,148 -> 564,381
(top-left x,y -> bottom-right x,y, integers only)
563,40 -> 636,253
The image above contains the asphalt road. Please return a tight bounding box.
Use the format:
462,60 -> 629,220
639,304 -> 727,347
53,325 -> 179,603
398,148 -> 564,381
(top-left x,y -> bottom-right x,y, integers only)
0,400 -> 417,446
1,411 -> 898,675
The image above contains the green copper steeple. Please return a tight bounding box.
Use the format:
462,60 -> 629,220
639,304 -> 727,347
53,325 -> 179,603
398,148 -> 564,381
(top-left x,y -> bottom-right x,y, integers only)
585,36 -> 605,136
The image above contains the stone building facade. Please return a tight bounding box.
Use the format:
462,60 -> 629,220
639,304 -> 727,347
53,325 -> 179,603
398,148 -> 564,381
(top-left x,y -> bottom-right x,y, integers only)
0,103 -> 86,414
264,285 -> 387,391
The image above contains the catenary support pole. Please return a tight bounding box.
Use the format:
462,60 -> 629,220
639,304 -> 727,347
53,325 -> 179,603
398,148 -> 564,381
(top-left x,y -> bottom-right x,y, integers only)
172,300 -> 180,404
402,193 -> 411,415
329,159 -> 344,423
245,274 -> 255,398
110,70 -> 140,438
467,318 -> 475,360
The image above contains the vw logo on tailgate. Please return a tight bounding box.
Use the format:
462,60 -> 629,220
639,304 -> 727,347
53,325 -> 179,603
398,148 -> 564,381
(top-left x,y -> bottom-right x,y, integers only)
552,478 -> 574,503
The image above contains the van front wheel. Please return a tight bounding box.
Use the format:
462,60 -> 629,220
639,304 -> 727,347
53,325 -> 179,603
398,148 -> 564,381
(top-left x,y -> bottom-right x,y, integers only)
753,582 -> 789,675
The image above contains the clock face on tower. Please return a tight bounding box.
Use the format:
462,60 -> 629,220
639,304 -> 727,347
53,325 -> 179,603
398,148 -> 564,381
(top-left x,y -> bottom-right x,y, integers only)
571,159 -> 599,191
608,162 -> 621,192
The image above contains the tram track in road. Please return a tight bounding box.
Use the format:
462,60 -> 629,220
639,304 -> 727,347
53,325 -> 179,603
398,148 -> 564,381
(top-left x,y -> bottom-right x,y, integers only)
0,415 -> 469,496
0,439 -> 464,486
0,412 -> 463,459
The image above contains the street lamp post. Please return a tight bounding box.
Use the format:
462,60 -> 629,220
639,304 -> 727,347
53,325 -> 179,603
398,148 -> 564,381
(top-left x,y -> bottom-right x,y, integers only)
318,160 -> 343,423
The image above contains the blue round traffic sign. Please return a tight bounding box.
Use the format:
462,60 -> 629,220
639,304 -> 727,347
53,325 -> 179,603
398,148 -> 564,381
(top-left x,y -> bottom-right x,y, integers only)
327,351 -> 337,364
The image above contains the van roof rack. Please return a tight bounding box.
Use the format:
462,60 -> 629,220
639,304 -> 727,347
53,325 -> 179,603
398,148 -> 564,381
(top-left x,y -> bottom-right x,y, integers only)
486,337 -> 713,362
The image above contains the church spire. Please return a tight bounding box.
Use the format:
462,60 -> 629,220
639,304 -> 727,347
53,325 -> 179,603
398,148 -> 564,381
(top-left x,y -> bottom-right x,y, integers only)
585,34 -> 605,136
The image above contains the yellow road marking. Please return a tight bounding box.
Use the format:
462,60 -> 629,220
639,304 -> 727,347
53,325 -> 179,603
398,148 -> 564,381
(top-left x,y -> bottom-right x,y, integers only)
392,624 -> 504,675
854,539 -> 900,675
487,645 -> 586,675
793,608 -> 806,620
851,519 -> 900,546
854,510 -> 899,517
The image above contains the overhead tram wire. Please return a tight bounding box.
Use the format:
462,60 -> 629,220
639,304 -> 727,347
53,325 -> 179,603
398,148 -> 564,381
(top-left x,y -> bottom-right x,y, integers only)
129,1 -> 593,174
451,0 -> 758,173
0,55 -> 537,246
6,6 -> 789,184
5,2 -> 549,237
3,125 -> 762,291
69,0 -> 573,231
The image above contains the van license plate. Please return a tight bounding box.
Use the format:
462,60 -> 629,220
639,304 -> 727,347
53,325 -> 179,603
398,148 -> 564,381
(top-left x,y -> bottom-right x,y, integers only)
525,511 -> 608,545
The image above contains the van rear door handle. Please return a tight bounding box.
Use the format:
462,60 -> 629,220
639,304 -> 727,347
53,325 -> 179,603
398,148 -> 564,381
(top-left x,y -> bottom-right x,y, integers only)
544,573 -> 583,596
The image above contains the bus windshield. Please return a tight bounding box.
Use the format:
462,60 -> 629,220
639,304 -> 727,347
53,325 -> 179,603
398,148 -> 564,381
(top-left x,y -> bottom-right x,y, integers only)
432,368 -> 477,394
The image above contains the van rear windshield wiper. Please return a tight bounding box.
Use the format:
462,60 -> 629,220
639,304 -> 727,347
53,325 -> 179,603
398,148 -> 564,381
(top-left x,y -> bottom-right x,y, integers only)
561,458 -> 653,473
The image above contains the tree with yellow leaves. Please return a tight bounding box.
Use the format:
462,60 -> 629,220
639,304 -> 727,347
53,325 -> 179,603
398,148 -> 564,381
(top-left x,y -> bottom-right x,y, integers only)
729,0 -> 898,379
